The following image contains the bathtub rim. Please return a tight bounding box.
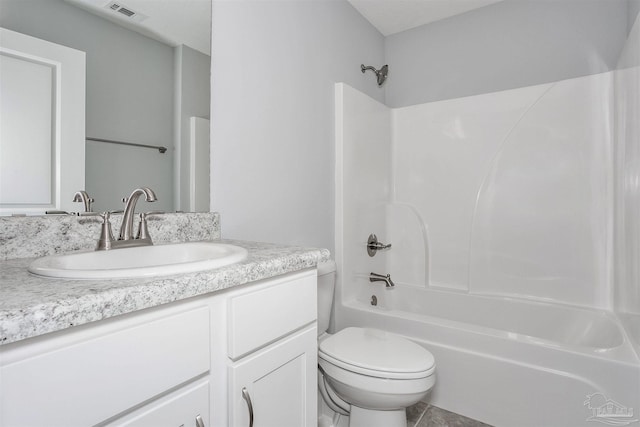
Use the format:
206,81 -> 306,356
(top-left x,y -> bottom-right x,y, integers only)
340,296 -> 640,366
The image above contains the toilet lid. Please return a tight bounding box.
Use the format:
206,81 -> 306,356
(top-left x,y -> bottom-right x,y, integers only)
319,327 -> 435,379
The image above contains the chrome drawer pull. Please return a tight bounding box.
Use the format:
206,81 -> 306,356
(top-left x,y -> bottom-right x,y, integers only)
195,414 -> 205,427
241,387 -> 254,427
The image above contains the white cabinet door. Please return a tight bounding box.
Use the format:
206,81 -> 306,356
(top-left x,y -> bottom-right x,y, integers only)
229,325 -> 317,427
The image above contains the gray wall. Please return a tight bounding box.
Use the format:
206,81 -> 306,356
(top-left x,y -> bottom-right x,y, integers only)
0,0 -> 175,212
630,0 -> 640,29
385,0 -> 629,107
211,0 -> 385,251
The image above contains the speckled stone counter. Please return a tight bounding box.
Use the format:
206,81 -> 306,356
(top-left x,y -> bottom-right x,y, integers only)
0,213 -> 329,345
0,239 -> 330,345
0,212 -> 221,260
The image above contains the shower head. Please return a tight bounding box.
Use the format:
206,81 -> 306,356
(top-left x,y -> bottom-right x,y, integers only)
377,64 -> 388,85
361,64 -> 388,86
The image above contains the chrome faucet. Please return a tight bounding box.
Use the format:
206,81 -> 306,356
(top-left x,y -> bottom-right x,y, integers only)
72,191 -> 94,213
119,187 -> 157,241
94,187 -> 157,251
369,272 -> 395,288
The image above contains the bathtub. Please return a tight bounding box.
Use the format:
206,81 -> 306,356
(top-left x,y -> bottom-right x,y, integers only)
335,285 -> 640,427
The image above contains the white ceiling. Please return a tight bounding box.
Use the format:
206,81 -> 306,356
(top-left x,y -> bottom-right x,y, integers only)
64,0 -> 211,55
347,0 -> 504,36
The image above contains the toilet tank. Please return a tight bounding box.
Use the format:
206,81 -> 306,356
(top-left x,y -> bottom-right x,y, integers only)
317,260 -> 336,336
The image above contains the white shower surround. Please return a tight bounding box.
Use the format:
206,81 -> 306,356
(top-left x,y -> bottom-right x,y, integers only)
333,17 -> 640,424
391,72 -> 613,307
335,73 -> 615,309
614,11 -> 640,361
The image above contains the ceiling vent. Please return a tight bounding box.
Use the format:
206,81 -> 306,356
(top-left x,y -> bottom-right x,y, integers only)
105,1 -> 148,22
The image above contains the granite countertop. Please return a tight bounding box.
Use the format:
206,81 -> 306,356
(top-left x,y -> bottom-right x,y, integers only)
0,239 -> 330,346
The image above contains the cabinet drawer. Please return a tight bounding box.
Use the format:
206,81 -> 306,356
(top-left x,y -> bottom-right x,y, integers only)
227,270 -> 316,359
1,306 -> 210,427
106,379 -> 209,427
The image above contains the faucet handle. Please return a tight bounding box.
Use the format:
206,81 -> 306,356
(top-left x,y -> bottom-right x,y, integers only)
367,234 -> 392,257
96,212 -> 115,251
136,213 -> 151,242
134,211 -> 164,242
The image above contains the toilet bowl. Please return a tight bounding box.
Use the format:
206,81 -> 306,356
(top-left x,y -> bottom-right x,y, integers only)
317,262 -> 436,427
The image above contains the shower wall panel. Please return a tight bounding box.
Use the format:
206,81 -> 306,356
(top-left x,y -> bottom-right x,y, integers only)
467,73 -> 613,307
614,12 -> 640,341
334,83 -> 392,307
392,73 -> 614,308
392,85 -> 548,291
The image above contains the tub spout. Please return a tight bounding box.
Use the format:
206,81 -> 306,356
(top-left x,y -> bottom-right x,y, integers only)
370,272 -> 395,288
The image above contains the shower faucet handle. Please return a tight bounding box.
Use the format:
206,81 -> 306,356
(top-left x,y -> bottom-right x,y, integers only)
367,234 -> 392,257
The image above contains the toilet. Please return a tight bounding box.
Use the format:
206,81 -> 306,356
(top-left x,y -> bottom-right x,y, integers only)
317,261 -> 436,427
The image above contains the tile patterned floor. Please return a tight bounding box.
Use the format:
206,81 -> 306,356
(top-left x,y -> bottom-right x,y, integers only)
407,402 -> 493,427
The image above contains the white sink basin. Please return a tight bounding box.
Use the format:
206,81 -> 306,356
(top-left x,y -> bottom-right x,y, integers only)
28,242 -> 248,280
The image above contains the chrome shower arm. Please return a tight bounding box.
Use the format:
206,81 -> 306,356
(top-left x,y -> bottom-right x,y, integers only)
361,63 -> 389,86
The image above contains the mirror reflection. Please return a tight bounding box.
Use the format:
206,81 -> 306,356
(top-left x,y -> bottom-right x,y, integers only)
0,0 -> 211,214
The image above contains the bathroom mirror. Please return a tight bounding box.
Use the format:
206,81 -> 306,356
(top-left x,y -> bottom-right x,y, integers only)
0,0 -> 211,214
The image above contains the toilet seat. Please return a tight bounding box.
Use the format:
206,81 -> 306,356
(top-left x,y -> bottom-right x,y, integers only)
319,357 -> 436,410
318,327 -> 435,380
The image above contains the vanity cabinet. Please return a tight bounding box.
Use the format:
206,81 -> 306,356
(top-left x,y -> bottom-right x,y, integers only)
221,270 -> 318,427
0,269 -> 317,427
229,326 -> 317,427
0,302 -> 211,427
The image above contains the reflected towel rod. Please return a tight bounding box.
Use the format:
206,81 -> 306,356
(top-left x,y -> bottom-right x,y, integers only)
86,137 -> 167,154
